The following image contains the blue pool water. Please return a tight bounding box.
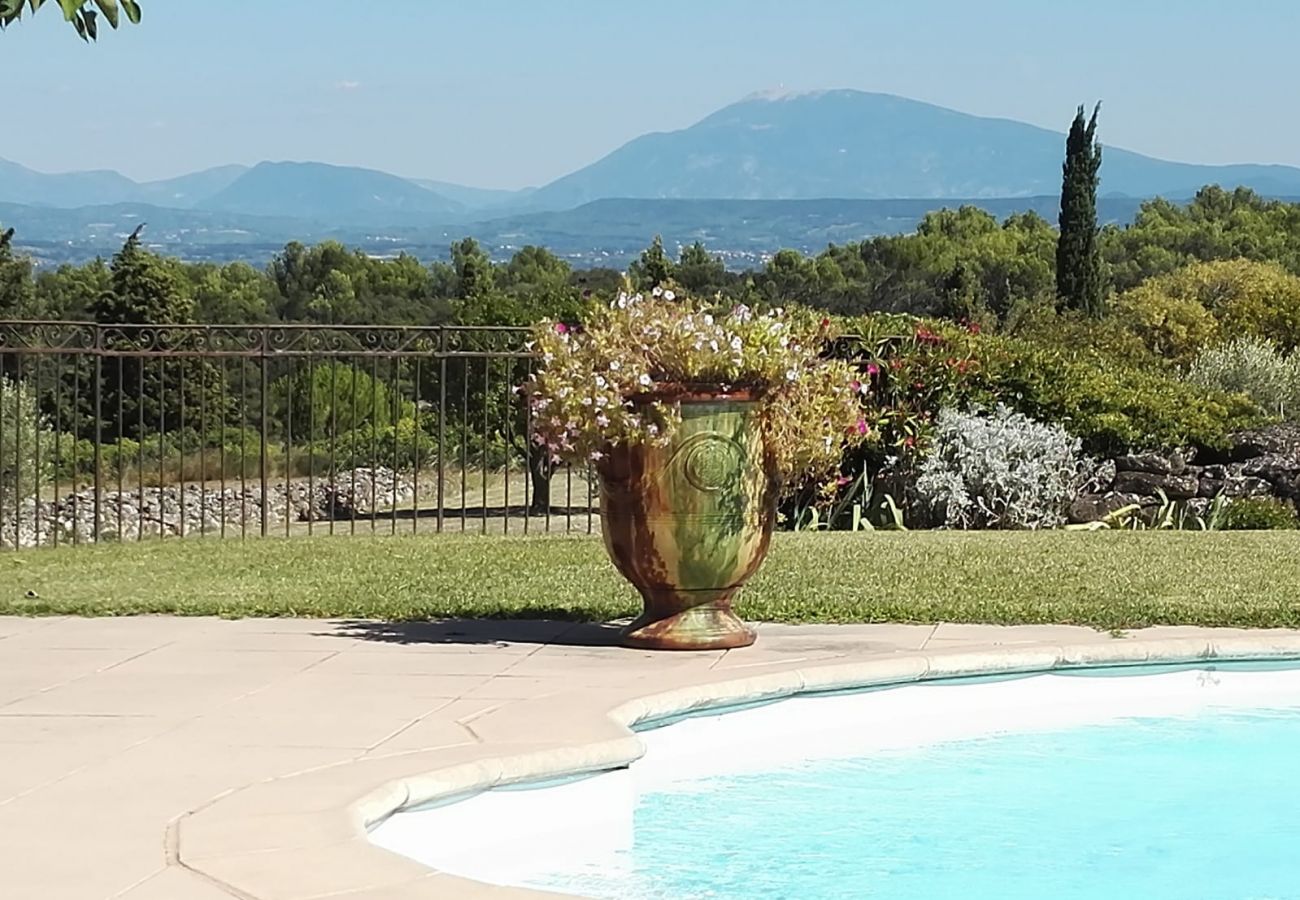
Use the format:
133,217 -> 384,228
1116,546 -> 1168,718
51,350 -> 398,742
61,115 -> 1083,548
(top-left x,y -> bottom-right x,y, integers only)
369,666 -> 1300,899
530,707 -> 1300,899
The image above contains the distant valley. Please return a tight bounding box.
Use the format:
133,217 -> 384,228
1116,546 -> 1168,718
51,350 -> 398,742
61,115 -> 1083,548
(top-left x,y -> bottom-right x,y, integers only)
5,89 -> 1300,267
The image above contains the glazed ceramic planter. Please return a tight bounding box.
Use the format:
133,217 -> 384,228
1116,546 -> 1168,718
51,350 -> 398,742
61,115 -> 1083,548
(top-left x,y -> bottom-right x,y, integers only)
598,390 -> 780,650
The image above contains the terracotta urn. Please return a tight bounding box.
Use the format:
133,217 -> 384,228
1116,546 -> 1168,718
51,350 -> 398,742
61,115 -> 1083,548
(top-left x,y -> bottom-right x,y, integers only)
597,389 -> 780,650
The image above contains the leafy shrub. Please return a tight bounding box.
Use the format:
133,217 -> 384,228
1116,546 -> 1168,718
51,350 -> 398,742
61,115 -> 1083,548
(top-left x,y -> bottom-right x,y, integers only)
1185,337 -> 1300,419
0,377 -> 55,503
1111,287 -> 1220,364
1124,259 -> 1300,351
1219,496 -> 1299,530
275,362 -> 413,441
914,404 -> 1087,529
837,313 -> 1264,462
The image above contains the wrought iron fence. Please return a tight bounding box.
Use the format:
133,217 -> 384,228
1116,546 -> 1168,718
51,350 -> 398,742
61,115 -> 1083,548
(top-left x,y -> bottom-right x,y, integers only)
0,322 -> 596,550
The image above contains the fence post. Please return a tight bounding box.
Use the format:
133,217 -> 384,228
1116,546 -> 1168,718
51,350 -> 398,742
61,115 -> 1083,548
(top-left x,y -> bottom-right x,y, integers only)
93,326 -> 103,544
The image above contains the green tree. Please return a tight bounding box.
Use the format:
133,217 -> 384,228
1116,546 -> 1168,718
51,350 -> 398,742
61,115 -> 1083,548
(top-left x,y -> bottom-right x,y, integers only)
1057,103 -> 1106,316
93,227 -> 194,325
1,0 -> 141,40
0,227 -> 37,318
629,235 -> 675,291
186,261 -> 276,324
676,241 -> 728,295
451,237 -> 494,301
92,228 -> 222,440
33,258 -> 110,320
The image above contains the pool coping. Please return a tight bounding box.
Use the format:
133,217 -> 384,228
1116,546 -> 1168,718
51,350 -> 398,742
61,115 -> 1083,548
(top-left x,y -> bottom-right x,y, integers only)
173,633 -> 1300,899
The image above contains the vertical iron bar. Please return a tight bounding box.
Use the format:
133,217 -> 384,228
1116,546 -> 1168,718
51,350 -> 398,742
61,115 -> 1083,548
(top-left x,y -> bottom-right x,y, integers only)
260,328 -> 269,539
70,354 -> 79,545
116,356 -> 123,543
412,356 -> 421,536
437,329 -> 446,533
390,355 -> 399,536
52,353 -> 62,548
157,357 -> 164,538
136,355 -> 144,543
177,355 -> 186,539
523,356 -> 531,536
284,356 -> 293,539
306,355 -> 314,537
219,358 -> 228,539
502,357 -> 510,535
32,352 -> 41,547
93,347 -> 102,544
460,356 -> 468,531
239,359 -> 248,540
481,355 -> 488,534
199,348 -> 207,537
328,359 -> 337,535
370,354 -> 379,535
11,354 -> 21,546
350,356 -> 358,537
566,465 -> 572,533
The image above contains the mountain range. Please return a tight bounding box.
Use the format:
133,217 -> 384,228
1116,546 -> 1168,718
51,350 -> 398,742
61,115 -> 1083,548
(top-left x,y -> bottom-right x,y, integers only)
4,89 -> 1300,263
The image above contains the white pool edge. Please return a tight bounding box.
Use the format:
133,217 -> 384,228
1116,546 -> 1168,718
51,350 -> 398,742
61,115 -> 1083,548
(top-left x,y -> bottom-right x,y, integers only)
361,636 -> 1300,834
175,632 -> 1300,900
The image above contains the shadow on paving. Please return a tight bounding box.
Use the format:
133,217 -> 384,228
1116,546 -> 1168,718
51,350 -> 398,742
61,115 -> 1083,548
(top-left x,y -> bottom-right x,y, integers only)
325,617 -> 626,647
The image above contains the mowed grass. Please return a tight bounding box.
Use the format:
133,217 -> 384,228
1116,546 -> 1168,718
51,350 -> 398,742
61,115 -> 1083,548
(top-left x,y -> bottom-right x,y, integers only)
1,531 -> 1299,631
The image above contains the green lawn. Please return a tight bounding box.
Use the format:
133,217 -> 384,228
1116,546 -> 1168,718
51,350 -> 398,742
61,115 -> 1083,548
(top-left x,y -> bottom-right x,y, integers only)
1,532 -> 1298,630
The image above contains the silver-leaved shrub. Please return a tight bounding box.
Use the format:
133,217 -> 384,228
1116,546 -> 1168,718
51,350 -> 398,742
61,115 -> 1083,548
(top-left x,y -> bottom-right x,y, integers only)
1185,336 -> 1300,421
915,404 -> 1087,529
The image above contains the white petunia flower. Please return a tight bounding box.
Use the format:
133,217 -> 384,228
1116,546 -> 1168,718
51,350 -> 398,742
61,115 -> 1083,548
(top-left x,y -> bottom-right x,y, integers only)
663,290 -> 676,301
638,373 -> 652,386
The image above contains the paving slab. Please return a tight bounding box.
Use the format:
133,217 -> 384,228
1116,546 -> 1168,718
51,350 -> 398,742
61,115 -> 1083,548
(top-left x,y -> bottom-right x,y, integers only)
1,614 -> 1298,899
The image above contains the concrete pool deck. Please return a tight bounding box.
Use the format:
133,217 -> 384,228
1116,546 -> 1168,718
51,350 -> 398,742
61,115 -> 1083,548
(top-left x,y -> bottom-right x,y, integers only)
5,616 -> 1300,899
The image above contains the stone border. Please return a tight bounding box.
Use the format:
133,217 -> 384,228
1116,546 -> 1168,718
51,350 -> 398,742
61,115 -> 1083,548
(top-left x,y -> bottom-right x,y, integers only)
174,634 -> 1300,899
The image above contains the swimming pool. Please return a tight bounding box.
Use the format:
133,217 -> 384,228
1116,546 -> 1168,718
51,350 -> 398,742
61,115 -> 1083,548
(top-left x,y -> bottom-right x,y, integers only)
371,662 -> 1300,899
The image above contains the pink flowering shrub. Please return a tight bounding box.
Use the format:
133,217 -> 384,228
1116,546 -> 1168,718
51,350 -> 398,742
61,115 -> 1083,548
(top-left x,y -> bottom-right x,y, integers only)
521,287 -> 870,489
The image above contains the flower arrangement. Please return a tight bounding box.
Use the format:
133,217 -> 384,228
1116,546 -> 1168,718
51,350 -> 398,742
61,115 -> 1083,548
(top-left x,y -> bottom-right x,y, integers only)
521,287 -> 871,488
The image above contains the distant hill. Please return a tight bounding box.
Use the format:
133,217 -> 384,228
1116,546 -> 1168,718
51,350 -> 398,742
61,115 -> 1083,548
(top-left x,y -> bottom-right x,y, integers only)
529,89 -> 1300,207
6,89 -> 1300,221
0,158 -> 140,207
196,161 -> 463,224
135,165 -> 250,207
409,179 -> 534,211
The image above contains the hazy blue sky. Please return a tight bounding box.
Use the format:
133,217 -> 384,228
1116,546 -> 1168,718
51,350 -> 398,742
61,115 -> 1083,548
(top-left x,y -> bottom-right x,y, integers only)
4,0 -> 1297,188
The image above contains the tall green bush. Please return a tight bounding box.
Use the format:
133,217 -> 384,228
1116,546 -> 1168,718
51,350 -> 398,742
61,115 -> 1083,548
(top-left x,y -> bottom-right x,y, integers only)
276,361 -> 413,441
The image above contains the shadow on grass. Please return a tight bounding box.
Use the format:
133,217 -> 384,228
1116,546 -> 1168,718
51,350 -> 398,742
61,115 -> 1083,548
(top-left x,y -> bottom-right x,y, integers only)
343,504 -> 597,522
325,615 -> 626,647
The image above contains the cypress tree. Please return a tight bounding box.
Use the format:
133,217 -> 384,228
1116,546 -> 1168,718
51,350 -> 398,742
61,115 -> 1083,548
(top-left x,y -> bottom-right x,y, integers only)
1056,103 -> 1106,316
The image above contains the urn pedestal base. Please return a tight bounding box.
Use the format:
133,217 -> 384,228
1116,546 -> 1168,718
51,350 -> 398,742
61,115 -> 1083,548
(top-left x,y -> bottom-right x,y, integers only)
620,590 -> 757,650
